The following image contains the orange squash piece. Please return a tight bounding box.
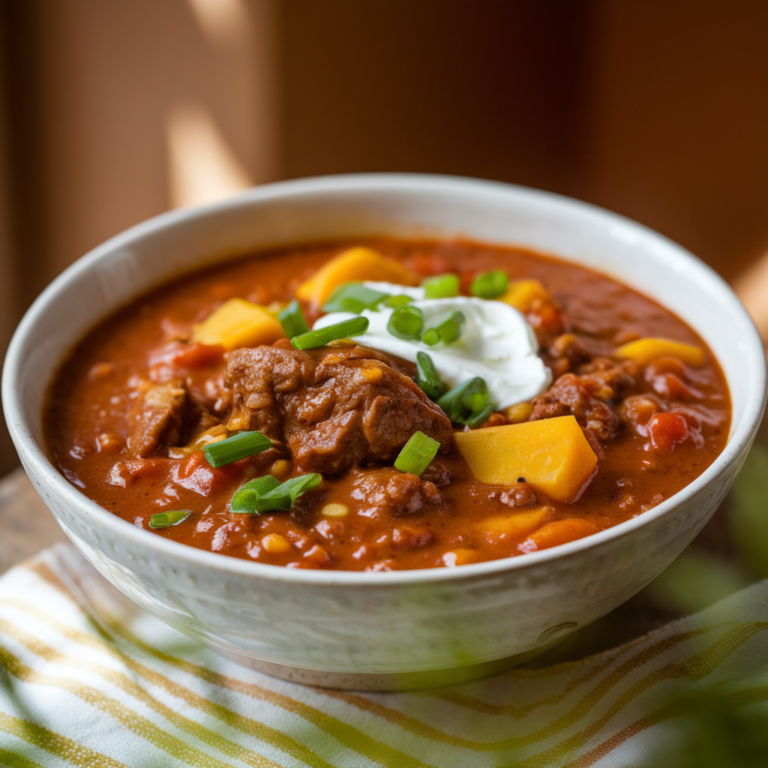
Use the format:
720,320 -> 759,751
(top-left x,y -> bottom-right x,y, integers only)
499,279 -> 553,313
525,518 -> 601,551
192,298 -> 284,350
614,337 -> 705,367
454,415 -> 597,503
477,507 -> 551,544
295,247 -> 419,306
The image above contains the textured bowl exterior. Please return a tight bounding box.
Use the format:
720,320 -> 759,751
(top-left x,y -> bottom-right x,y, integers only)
4,175 -> 766,685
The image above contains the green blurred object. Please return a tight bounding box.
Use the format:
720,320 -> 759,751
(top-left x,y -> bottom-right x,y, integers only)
648,549 -> 751,614
640,689 -> 768,768
730,440 -> 768,579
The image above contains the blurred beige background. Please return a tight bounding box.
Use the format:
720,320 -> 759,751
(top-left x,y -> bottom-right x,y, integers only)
0,0 -> 767,477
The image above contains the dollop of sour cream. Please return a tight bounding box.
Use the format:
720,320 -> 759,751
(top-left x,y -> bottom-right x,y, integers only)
312,281 -> 552,409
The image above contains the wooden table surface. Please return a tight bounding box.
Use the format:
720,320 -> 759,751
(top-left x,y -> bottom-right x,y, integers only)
0,468 -> 67,573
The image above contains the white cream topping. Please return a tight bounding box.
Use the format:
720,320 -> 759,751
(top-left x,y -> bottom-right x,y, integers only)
313,281 -> 551,409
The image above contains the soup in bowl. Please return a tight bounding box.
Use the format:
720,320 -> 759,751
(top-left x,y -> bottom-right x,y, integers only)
4,175 -> 765,689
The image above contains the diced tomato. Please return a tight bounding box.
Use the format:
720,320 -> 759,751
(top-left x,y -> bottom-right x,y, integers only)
172,451 -> 248,497
623,395 -> 661,434
178,451 -> 208,479
649,372 -> 703,401
528,303 -> 565,336
647,412 -> 690,452
645,357 -> 703,401
405,253 -> 451,277
149,341 -> 225,371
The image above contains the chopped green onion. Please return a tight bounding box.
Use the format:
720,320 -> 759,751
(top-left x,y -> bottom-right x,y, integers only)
384,294 -> 413,308
231,475 -> 281,513
291,317 -> 369,350
231,473 -> 322,514
258,473 -> 322,511
437,377 -> 495,428
322,282 -> 387,314
422,310 -> 466,347
203,430 -> 272,468
149,510 -> 191,529
278,300 -> 309,339
416,351 -> 447,400
423,273 -> 460,299
394,431 -> 440,476
387,305 -> 424,341
470,270 -> 509,299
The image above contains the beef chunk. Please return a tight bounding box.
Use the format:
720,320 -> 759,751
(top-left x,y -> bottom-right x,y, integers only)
225,344 -> 453,474
576,358 -> 637,401
350,468 -> 443,517
500,481 -> 539,508
129,380 -> 190,457
530,372 -> 621,448
421,461 -> 451,487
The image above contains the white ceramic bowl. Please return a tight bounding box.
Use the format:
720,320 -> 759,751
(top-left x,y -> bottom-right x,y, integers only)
4,175 -> 766,690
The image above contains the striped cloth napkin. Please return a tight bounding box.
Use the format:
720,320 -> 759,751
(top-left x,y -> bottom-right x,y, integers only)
1,543 -> 767,768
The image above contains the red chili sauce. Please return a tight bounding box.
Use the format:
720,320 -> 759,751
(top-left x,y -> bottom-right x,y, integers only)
44,239 -> 731,570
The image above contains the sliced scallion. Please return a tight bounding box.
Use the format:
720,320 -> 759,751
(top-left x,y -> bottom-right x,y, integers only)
437,377 -> 495,428
149,510 -> 191,529
423,273 -> 460,299
470,270 -> 509,300
256,473 -> 322,513
387,305 -> 424,341
416,351 -> 447,400
291,317 -> 369,350
202,430 -> 272,468
422,310 -> 466,347
231,473 -> 322,514
278,300 -> 309,339
230,475 -> 281,514
394,431 -> 440,476
384,294 -> 413,308
322,282 -> 387,314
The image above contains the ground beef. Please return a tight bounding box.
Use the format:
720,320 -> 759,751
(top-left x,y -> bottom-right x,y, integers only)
421,461 -> 451,487
225,342 -> 453,474
500,481 -> 539,508
530,371 -> 622,451
349,467 -> 443,517
577,358 -> 637,401
128,379 -> 191,457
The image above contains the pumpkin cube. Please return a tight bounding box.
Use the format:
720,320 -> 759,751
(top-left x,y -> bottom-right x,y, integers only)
192,298 -> 284,350
524,518 -> 601,551
499,279 -> 553,313
477,507 -> 550,544
454,415 -> 597,503
295,247 -> 418,306
614,337 -> 705,367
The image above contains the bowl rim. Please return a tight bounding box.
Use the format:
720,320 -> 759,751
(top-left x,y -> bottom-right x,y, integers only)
4,172 -> 767,587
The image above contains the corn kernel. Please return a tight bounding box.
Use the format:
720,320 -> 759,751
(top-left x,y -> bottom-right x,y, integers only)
270,459 -> 291,479
360,367 -> 383,384
262,533 -> 291,554
322,503 -> 349,517
503,402 -> 533,423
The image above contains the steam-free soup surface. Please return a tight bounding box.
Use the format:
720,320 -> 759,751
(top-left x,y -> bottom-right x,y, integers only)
45,239 -> 730,570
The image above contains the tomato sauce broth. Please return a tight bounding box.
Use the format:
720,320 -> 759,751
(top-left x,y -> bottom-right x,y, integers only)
44,239 -> 731,570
